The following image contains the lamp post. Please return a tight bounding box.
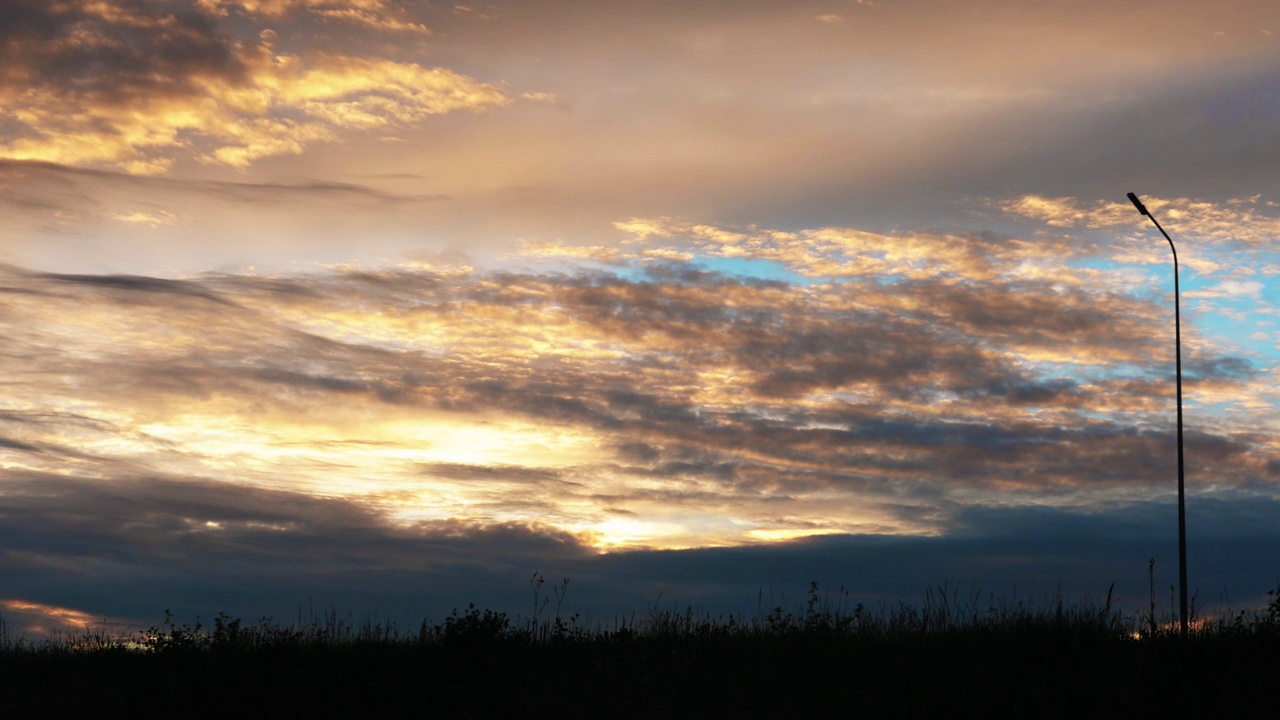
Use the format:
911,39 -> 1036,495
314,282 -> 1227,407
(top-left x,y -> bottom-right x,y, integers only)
1126,191 -> 1188,639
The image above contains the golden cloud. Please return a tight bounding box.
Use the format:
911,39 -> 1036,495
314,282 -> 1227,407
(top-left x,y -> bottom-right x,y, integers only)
0,3 -> 504,172
610,216 -> 1089,284
1,50 -> 508,171
1000,194 -> 1280,246
514,240 -> 625,263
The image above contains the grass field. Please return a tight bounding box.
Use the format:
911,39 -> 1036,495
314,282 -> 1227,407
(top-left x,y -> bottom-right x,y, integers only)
4,579 -> 1280,717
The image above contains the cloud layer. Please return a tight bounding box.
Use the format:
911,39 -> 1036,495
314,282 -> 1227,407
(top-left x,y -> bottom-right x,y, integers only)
3,199 -> 1279,635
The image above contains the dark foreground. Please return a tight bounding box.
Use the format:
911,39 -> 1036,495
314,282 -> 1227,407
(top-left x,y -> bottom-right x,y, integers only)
5,589 -> 1280,717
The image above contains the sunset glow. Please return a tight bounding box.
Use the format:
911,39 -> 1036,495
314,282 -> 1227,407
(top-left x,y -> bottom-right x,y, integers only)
3,0 -> 1280,635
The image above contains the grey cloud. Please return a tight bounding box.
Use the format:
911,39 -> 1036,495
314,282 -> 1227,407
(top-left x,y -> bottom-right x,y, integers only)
192,178 -> 448,206
532,270 -> 1160,407
0,160 -> 437,209
38,272 -> 235,305
0,1 -> 242,102
203,274 -> 327,300
419,463 -> 573,487
739,322 -> 1000,400
615,441 -> 661,463
1014,58 -> 1280,203
0,437 -> 41,452
1186,355 -> 1255,382
911,281 -> 1160,350
576,498 -> 1280,616
0,471 -> 592,626
6,476 -> 1276,639
981,378 -> 1082,406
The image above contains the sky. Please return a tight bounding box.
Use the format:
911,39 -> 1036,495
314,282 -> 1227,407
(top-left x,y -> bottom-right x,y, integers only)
3,0 -> 1280,638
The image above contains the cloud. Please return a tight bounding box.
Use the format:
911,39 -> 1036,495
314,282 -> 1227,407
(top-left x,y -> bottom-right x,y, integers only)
513,239 -> 627,263
520,91 -> 562,107
0,469 -> 593,632
200,55 -> 510,168
998,195 -> 1137,229
110,210 -> 178,227
0,2 -> 507,172
34,269 -> 236,305
0,597 -> 116,638
999,194 -> 1280,247
0,159 -> 448,264
608,217 -> 1125,300
1,244 -> 1273,568
197,1 -> 430,33
1185,279 -> 1264,300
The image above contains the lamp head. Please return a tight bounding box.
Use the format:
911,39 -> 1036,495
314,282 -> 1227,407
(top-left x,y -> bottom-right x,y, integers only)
1127,192 -> 1150,217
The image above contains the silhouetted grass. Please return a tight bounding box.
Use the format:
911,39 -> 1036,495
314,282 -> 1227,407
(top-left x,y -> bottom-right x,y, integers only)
4,578 -> 1280,717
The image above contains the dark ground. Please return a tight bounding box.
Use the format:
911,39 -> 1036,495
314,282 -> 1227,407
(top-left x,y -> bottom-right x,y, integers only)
4,630 -> 1278,717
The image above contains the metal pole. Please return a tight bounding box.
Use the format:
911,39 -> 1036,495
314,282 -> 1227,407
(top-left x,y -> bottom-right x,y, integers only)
1127,192 -> 1188,638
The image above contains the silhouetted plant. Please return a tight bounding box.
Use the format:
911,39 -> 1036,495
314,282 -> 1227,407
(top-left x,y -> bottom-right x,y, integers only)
141,609 -> 208,654
8,574 -> 1280,716
441,604 -> 512,647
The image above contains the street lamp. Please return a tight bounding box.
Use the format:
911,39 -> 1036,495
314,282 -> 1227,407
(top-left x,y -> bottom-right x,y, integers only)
1126,191 -> 1188,639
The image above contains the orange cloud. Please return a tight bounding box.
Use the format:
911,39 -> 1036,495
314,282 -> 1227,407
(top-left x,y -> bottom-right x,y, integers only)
0,598 -> 116,639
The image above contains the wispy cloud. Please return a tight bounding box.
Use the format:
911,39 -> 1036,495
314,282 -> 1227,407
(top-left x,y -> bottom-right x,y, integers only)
197,0 -> 430,33
110,210 -> 178,228
608,216 -> 1104,288
0,598 -> 117,638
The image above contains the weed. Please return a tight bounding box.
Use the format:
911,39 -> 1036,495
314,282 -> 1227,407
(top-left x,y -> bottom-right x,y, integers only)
441,603 -> 512,647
